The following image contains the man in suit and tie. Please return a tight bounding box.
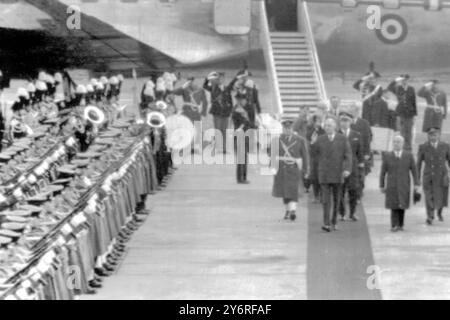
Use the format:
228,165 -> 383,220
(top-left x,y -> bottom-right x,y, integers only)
313,118 -> 352,232
417,127 -> 450,225
338,111 -> 364,221
380,135 -> 419,232
387,74 -> 417,152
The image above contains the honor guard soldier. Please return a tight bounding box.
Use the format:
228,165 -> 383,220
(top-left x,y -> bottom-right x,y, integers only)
272,119 -> 309,221
417,127 -> 450,225
338,111 -> 364,221
232,91 -> 257,184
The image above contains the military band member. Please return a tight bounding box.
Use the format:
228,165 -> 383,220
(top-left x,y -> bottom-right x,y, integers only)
232,92 -> 257,184
417,128 -> 450,225
272,119 -> 309,221
418,80 -> 447,133
380,135 -> 419,232
387,74 -> 417,152
338,111 -> 364,221
353,72 -> 383,125
313,118 -> 352,232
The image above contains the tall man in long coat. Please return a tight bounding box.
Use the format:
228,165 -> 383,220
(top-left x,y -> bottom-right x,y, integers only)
313,118 -> 352,232
338,111 -> 364,221
272,119 -> 310,221
418,80 -> 447,133
417,128 -> 450,224
387,75 -> 417,152
380,135 -> 419,232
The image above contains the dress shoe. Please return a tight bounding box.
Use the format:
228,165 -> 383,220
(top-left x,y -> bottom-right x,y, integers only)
103,263 -> 116,272
89,279 -> 103,289
284,211 -> 289,220
438,215 -> 444,222
95,268 -> 113,277
289,211 -> 297,221
238,180 -> 250,184
84,286 -> 98,295
331,225 -> 338,231
398,226 -> 404,231
321,225 -> 331,232
339,216 -> 346,221
390,227 -> 398,232
350,215 -> 359,222
426,218 -> 433,225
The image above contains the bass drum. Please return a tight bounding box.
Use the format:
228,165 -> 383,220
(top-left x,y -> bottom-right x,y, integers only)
165,114 -> 196,150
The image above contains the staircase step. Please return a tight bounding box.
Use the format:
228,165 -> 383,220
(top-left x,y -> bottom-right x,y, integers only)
280,83 -> 317,89
276,66 -> 314,71
272,43 -> 309,49
274,55 -> 311,61
270,32 -> 305,38
281,89 -> 319,95
278,71 -> 315,77
283,100 -> 321,106
273,49 -> 310,55
271,38 -> 308,44
275,60 -> 311,66
282,94 -> 319,101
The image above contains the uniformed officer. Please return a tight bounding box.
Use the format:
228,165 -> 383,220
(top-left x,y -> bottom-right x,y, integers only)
418,80 -> 447,133
417,127 -> 450,224
387,75 -> 417,152
338,111 -> 364,221
272,119 -> 309,221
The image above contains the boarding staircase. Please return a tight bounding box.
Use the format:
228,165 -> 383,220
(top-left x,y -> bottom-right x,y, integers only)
260,1 -> 327,120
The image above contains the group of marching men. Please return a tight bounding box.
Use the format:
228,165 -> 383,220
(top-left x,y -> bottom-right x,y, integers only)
270,70 -> 450,232
139,68 -> 261,184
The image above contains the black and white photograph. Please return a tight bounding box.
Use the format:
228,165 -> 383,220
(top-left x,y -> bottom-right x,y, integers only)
0,0 -> 450,304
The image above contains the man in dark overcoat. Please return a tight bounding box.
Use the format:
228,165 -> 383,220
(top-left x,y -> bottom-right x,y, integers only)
313,118 -> 352,232
272,119 -> 310,221
380,135 -> 419,232
417,127 -> 450,224
338,111 -> 364,221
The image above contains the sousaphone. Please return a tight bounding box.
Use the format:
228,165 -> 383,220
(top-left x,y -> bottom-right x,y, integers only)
84,105 -> 106,125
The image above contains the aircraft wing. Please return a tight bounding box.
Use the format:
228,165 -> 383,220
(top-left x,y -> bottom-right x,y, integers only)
0,0 -> 52,30
305,0 -> 450,10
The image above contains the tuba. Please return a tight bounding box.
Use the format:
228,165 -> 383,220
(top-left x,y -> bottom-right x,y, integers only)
147,111 -> 166,129
84,105 -> 106,125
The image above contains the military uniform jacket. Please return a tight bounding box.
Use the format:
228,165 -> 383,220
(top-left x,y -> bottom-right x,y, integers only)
203,78 -> 236,118
313,133 -> 352,184
380,151 -> 419,210
351,118 -> 372,158
387,81 -> 417,119
272,133 -> 309,200
417,142 -> 450,209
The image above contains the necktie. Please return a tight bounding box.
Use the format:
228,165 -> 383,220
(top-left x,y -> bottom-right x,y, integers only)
329,135 -> 333,141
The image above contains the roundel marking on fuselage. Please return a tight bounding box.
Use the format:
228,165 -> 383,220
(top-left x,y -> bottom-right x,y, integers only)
375,13 -> 408,45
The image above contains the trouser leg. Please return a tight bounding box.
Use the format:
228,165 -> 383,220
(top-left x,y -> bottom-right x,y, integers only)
339,180 -> 347,217
427,205 -> 435,221
391,210 -> 399,228
313,181 -> 321,200
348,185 -> 359,217
331,183 -> 341,226
321,184 -> 331,226
398,209 -> 405,227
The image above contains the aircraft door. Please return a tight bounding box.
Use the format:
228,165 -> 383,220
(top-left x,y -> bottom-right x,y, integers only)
214,0 -> 251,35
266,0 -> 298,32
